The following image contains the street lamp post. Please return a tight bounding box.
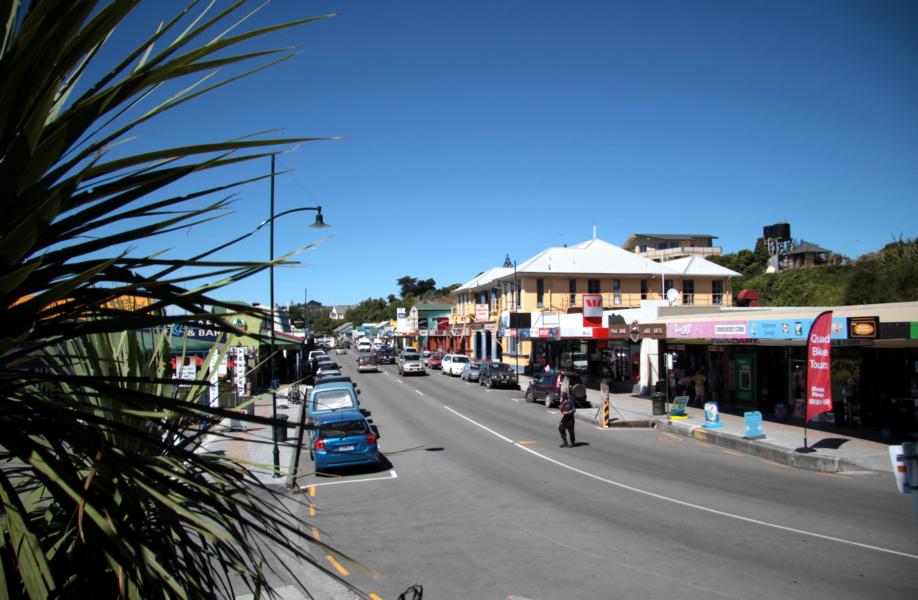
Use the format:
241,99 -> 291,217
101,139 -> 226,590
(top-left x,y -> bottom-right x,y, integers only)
265,155 -> 329,477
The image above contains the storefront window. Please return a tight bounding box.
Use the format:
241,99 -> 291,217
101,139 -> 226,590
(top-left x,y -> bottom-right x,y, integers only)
537,278 -> 544,308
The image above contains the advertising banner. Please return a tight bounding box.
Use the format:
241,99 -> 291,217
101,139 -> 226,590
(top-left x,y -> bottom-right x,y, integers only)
668,320 -> 749,339
806,311 -> 834,422
233,346 -> 246,395
748,317 -> 846,340
608,324 -> 630,339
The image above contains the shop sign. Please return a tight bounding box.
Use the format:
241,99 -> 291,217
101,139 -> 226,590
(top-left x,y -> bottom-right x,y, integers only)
397,307 -> 406,319
533,311 -> 560,327
519,328 -> 531,339
639,323 -> 667,339
504,328 -> 517,337
475,304 -> 489,321
484,323 -> 498,332
582,294 -> 603,327
912,322 -> 918,340
668,320 -> 749,339
536,327 -> 559,339
450,325 -> 467,336
848,316 -> 878,339
418,329 -> 428,337
233,346 -> 247,395
747,317 -> 846,340
608,324 -> 630,339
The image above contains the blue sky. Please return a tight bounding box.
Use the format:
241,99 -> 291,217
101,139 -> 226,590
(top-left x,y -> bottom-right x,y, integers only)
95,0 -> 918,307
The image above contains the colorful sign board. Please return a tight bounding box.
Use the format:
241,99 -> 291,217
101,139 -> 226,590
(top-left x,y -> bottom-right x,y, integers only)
703,401 -> 722,428
747,317 -> 846,340
668,320 -> 749,339
670,396 -> 689,418
582,294 -> 603,327
475,304 -> 490,321
848,316 -> 878,339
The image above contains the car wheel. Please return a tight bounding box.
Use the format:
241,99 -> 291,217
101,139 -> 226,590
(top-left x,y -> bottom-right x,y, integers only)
525,389 -> 533,403
545,396 -> 552,408
487,379 -> 494,389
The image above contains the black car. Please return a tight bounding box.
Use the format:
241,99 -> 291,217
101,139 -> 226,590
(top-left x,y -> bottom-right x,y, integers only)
479,362 -> 519,389
525,371 -> 588,408
375,348 -> 396,364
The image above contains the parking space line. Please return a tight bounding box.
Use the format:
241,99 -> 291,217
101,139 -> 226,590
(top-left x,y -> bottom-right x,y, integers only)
817,472 -> 852,480
722,449 -> 744,457
760,459 -> 788,468
305,470 -> 399,489
369,594 -> 383,600
326,555 -> 350,576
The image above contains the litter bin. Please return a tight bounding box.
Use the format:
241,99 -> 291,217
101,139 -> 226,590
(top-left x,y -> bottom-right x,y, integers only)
652,393 -> 666,416
273,414 -> 289,443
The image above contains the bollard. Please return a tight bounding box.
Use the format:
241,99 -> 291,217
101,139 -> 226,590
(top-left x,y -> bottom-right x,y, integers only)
603,400 -> 610,428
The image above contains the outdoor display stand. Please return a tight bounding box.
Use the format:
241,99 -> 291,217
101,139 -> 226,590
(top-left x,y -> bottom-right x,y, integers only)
669,395 -> 689,420
702,401 -> 722,428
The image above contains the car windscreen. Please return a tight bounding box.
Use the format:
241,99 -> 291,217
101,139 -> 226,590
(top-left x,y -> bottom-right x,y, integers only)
312,389 -> 355,411
318,419 -> 368,439
453,356 -> 469,363
492,363 -> 513,372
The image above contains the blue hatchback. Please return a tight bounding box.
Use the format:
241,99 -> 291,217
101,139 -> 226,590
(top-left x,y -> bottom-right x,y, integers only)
310,410 -> 379,471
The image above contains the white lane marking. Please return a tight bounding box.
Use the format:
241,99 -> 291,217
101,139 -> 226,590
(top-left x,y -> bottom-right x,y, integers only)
304,470 -> 398,489
396,379 -> 404,384
443,405 -> 514,443
442,405 -> 918,562
415,390 -> 424,396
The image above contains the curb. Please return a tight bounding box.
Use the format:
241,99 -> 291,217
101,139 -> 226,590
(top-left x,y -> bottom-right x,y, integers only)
656,419 -> 864,473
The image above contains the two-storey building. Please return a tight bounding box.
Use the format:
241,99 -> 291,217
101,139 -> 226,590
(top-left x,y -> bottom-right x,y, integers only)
451,237 -> 739,383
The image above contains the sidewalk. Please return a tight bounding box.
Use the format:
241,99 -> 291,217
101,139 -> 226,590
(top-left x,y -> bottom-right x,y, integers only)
519,374 -> 896,473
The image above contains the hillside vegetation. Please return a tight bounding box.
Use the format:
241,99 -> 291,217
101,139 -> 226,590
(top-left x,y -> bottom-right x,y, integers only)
711,238 -> 918,306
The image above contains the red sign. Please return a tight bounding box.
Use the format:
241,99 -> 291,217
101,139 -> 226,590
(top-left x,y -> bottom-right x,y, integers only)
805,311 -> 833,422
582,294 -> 603,328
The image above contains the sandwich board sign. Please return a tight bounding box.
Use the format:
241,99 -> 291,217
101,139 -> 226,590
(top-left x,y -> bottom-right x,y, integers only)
670,396 -> 689,419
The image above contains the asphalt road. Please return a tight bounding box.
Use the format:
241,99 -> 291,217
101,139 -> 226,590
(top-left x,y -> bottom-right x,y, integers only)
294,352 -> 918,600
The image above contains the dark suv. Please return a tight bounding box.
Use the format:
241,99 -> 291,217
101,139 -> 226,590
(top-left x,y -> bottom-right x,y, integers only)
479,362 -> 518,389
525,371 -> 589,408
375,348 -> 396,364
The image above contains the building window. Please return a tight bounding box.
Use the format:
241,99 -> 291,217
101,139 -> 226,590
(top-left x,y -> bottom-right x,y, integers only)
515,280 -> 521,309
569,279 -> 577,305
640,279 -> 648,300
613,279 -> 621,305
683,279 -> 695,305
712,280 -> 724,305
588,279 -> 600,294
537,278 -> 544,308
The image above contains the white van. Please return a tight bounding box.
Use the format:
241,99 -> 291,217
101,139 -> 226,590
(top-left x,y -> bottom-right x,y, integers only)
357,339 -> 372,352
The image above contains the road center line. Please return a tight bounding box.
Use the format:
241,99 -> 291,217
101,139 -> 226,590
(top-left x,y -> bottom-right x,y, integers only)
442,405 -> 918,562
415,390 -> 424,396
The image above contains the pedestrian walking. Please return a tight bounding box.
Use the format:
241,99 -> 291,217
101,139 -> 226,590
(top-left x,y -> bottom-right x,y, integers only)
558,374 -> 576,447
693,368 -> 707,406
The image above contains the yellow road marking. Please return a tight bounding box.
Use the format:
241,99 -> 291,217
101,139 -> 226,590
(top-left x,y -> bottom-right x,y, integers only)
369,594 -> 383,600
326,555 -> 350,576
657,433 -> 681,442
817,472 -> 851,480
309,485 -> 316,498
722,449 -> 744,457
760,459 -> 788,468
694,441 -> 714,449
308,485 -> 316,516
517,440 -> 537,445
311,526 -> 321,542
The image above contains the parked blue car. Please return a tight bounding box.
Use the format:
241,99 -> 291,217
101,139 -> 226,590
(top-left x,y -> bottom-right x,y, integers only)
307,381 -> 360,422
310,410 -> 379,470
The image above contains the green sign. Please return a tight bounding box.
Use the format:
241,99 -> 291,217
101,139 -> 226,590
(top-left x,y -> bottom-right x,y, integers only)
734,354 -> 756,403
911,322 -> 918,339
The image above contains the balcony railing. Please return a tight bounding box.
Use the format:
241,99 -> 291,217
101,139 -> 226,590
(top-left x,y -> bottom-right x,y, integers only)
636,246 -> 723,260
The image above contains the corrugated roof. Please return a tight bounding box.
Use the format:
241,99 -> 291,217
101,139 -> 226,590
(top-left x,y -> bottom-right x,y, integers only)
630,233 -> 718,240
514,238 -> 683,276
662,255 -> 742,277
453,266 -> 514,292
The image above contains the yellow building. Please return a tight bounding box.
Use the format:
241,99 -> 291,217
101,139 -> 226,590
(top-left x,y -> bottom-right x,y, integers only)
450,238 -> 740,379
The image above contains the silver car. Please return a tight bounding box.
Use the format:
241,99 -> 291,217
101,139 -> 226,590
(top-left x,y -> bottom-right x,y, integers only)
397,351 -> 426,376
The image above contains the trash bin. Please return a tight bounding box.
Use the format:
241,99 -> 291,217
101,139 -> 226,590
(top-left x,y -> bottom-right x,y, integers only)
652,394 -> 666,416
273,414 -> 289,442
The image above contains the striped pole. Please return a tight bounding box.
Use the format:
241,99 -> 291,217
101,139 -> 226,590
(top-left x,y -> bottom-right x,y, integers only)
603,399 -> 610,428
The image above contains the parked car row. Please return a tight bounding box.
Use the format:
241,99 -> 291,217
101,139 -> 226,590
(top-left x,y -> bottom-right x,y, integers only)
306,377 -> 379,471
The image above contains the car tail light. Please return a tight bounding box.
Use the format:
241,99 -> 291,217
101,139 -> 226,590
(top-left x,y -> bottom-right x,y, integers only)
366,432 -> 377,445
314,438 -> 325,451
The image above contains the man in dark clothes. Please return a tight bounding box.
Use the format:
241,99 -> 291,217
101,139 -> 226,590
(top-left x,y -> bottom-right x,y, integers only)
558,377 -> 576,447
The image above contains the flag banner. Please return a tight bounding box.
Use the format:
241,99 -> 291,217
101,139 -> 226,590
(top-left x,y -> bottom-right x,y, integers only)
806,310 -> 833,422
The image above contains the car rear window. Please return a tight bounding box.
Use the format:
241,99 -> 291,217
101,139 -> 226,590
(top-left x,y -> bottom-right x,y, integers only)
493,364 -> 513,372
312,389 -> 355,411
453,356 -> 469,363
319,419 -> 368,439
403,353 -> 420,360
